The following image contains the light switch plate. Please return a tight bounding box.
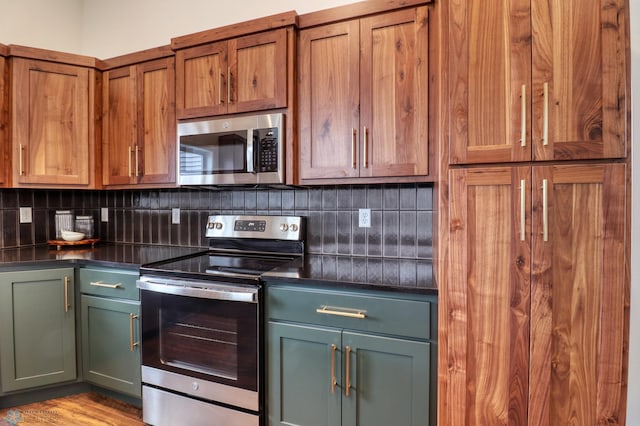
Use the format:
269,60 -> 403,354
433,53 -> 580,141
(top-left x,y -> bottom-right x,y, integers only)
19,207 -> 32,224
358,208 -> 371,228
101,207 -> 109,222
172,208 -> 181,225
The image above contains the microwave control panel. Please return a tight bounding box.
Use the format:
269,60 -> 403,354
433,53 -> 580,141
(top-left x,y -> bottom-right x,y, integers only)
258,129 -> 279,172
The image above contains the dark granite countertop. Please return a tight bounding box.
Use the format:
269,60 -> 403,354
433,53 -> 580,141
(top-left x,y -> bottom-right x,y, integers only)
0,243 -> 204,271
263,254 -> 437,296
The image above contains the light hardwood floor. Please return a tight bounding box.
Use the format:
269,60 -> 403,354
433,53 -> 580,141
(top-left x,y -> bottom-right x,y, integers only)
0,392 -> 143,425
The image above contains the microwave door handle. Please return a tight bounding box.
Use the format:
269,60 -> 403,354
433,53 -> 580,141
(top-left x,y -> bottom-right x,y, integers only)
246,128 -> 256,173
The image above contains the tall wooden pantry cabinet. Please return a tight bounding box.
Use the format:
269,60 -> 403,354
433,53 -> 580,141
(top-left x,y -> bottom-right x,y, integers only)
442,0 -> 630,424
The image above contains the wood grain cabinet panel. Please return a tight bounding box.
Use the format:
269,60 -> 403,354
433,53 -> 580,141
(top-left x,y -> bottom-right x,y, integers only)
11,58 -> 95,187
449,0 -> 628,164
102,57 -> 176,187
298,6 -> 429,183
176,28 -> 287,119
447,163 -> 628,425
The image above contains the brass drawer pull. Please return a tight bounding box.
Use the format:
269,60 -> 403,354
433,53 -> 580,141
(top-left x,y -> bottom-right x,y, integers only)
316,306 -> 366,319
345,345 -> 352,397
330,344 -> 337,394
90,281 -> 122,289
64,276 -> 71,313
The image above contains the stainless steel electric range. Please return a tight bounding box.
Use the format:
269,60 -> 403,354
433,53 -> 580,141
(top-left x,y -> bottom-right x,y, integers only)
136,214 -> 305,426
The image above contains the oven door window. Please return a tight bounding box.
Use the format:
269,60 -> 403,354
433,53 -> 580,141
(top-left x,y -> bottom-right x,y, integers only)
180,131 -> 247,175
141,290 -> 258,392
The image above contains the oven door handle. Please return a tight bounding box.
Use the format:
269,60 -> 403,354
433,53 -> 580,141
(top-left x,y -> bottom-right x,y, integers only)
136,279 -> 258,303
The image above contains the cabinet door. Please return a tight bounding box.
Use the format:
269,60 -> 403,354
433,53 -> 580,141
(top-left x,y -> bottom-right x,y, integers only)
531,0 -> 627,161
529,164 -> 627,425
12,58 -> 91,185
359,6 -> 429,178
227,29 -> 287,114
447,167 -> 531,425
0,268 -> 76,392
298,20 -> 360,180
0,55 -> 6,186
103,66 -> 137,186
267,322 -> 342,426
449,0 -> 628,165
137,57 -> 176,185
176,42 -> 227,119
342,332 -> 430,426
81,295 -> 141,397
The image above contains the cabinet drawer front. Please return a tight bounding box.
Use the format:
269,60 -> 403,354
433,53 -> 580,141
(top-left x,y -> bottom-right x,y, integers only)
79,268 -> 139,300
267,286 -> 430,340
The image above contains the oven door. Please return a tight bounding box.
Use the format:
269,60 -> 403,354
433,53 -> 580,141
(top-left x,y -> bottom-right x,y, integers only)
138,277 -> 260,410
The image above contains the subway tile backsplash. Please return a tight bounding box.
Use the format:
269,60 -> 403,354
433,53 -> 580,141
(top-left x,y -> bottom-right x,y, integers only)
0,184 -> 433,260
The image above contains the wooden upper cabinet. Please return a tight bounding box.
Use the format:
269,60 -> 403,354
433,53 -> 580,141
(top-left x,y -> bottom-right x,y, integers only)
447,163 -> 628,425
448,0 -> 628,164
11,57 -> 96,187
176,28 -> 287,119
298,6 -> 430,183
102,56 -> 176,187
0,51 -> 7,187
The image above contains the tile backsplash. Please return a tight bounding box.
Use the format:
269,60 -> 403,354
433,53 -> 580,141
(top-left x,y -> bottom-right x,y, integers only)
0,184 -> 433,260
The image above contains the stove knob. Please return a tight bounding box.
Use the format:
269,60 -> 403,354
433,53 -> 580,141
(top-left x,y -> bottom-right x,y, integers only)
280,223 -> 289,232
207,222 -> 215,229
215,222 -> 223,230
192,382 -> 199,391
290,224 -> 299,232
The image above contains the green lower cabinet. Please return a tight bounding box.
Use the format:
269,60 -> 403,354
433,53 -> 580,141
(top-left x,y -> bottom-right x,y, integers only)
0,268 -> 77,392
268,322 -> 430,426
81,295 -> 141,397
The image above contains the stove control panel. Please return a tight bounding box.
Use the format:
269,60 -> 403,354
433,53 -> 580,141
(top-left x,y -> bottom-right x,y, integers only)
205,215 -> 305,241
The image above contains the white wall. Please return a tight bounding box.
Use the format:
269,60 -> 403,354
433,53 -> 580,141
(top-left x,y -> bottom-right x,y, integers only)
0,0 -> 83,53
627,0 -> 639,423
80,0 -> 357,58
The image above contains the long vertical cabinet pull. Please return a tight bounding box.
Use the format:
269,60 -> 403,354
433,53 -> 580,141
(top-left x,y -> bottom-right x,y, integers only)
351,129 -> 357,169
542,179 -> 549,242
64,276 -> 70,313
219,72 -> 225,105
345,346 -> 352,397
520,85 -> 527,147
542,82 -> 549,146
129,313 -> 139,351
128,146 -> 133,177
19,144 -> 25,176
330,344 -> 337,394
362,127 -> 369,168
227,67 -> 232,103
135,145 -> 140,177
520,179 -> 526,241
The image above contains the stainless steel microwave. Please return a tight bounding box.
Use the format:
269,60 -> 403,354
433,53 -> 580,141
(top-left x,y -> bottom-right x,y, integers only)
178,113 -> 284,186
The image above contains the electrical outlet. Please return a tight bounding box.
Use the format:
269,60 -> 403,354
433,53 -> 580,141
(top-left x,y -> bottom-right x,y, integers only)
101,207 -> 109,222
358,208 -> 371,228
172,208 -> 181,225
19,207 -> 32,224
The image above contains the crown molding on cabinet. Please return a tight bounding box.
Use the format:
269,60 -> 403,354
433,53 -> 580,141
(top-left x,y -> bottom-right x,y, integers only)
8,44 -> 98,68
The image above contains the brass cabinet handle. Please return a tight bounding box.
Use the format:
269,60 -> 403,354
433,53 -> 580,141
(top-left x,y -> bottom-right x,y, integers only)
362,127 -> 368,168
129,313 -> 139,352
351,129 -> 357,169
128,145 -> 133,177
227,66 -> 232,103
331,344 -> 337,394
90,281 -> 122,289
316,306 -> 366,319
542,179 -> 549,242
219,72 -> 225,105
19,144 -> 25,176
64,276 -> 70,313
345,346 -> 352,397
520,179 -> 526,241
520,84 -> 527,147
135,145 -> 140,177
542,82 -> 549,146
